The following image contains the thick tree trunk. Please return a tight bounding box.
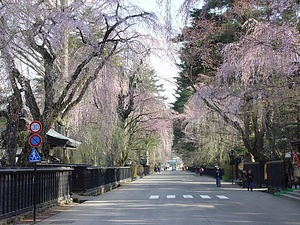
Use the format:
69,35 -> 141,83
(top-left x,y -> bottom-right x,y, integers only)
6,96 -> 22,167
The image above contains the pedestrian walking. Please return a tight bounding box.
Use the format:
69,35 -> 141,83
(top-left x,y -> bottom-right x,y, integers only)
199,167 -> 204,176
246,169 -> 254,191
215,167 -> 222,187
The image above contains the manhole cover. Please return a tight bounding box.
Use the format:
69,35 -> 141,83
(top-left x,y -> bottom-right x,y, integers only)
50,220 -> 75,224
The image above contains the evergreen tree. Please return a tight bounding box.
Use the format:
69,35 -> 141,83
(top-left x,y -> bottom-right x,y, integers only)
173,0 -> 300,162
172,0 -> 244,160
172,0 -> 244,112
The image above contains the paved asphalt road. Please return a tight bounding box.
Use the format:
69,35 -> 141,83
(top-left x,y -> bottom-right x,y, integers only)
35,170 -> 300,225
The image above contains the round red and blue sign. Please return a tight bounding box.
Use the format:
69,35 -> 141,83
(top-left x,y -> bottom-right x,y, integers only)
29,121 -> 42,133
29,134 -> 42,147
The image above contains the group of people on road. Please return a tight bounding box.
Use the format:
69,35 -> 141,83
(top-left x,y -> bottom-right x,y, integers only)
214,167 -> 254,191
154,165 -> 160,172
196,166 -> 254,190
195,167 -> 204,176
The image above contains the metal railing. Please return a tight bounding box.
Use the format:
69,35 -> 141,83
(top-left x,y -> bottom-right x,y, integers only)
243,162 -> 266,188
0,167 -> 72,220
266,160 -> 287,190
0,165 -> 132,220
71,165 -> 132,192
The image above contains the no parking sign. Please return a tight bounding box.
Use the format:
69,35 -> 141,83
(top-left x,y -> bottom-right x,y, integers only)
28,120 -> 42,162
28,121 -> 43,221
28,133 -> 42,147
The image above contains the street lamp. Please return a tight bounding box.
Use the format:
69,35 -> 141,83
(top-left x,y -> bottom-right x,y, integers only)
229,149 -> 235,184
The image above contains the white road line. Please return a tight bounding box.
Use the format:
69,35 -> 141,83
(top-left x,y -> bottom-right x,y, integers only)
183,195 -> 193,198
167,195 -> 176,199
216,195 -> 229,199
200,195 -> 211,199
149,194 -> 229,200
150,195 -> 159,199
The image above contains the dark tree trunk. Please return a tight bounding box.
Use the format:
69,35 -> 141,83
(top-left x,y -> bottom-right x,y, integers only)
6,95 -> 22,167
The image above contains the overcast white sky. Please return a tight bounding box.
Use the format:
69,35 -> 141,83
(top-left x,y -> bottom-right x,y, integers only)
129,0 -> 187,105
126,1 -> 205,105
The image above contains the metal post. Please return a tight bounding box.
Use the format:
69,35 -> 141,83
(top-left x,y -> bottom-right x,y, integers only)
33,162 -> 37,222
229,149 -> 235,185
232,164 -> 233,184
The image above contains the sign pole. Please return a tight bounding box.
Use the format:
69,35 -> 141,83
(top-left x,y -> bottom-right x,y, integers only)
33,162 -> 37,222
232,164 -> 234,184
28,120 -> 42,222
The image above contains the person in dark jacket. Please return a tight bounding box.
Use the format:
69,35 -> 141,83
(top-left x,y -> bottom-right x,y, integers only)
215,168 -> 222,187
246,169 -> 254,191
199,167 -> 204,176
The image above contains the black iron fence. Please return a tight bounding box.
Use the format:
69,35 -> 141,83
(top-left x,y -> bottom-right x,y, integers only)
202,167 -> 225,177
266,160 -> 287,190
193,160 -> 289,190
0,167 -> 72,220
0,165 -> 132,220
71,165 -> 132,193
243,161 -> 288,189
243,162 -> 266,188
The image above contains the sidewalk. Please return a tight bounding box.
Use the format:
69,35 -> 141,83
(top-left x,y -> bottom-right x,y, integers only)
14,194 -> 92,225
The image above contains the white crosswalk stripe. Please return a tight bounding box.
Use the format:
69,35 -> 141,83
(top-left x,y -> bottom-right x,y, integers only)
200,195 -> 211,199
167,195 -> 176,199
150,195 -> 159,199
149,194 -> 229,199
216,195 -> 229,199
183,195 -> 193,198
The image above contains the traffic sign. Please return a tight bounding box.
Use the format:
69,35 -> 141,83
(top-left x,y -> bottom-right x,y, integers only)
29,148 -> 41,163
29,134 -> 42,147
29,121 -> 42,133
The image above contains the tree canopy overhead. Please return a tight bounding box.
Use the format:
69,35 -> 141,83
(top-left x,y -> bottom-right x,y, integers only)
0,0 -> 173,166
1,0 -> 299,168
173,0 -> 300,164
